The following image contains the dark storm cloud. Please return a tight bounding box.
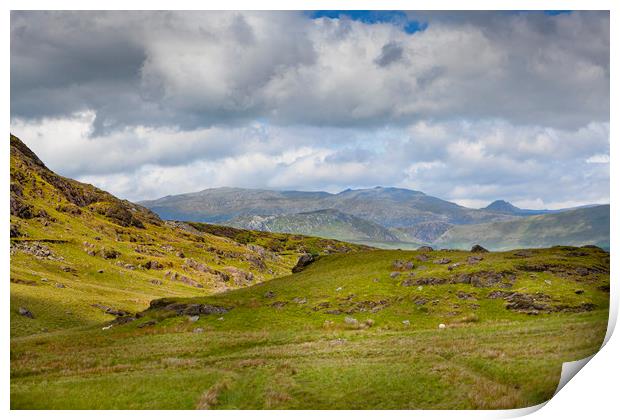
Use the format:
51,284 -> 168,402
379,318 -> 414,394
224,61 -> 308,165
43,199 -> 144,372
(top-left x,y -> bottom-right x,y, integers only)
374,41 -> 404,67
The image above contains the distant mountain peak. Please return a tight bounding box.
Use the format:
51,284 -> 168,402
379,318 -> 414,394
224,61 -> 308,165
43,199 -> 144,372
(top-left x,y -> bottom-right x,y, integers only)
484,200 -> 521,213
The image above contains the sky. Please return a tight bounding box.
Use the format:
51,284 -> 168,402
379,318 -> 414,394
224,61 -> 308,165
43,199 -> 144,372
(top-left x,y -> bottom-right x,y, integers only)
10,10 -> 610,209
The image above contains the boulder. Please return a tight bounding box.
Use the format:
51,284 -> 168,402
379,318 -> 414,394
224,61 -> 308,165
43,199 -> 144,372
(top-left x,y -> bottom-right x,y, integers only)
467,256 -> 484,264
417,246 -> 434,252
18,307 -> 34,318
470,244 -> 489,253
292,253 -> 315,273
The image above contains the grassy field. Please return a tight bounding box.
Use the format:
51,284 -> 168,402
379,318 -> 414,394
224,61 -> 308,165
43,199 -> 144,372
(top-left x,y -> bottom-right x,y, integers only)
9,134 -> 610,409
11,247 -> 609,409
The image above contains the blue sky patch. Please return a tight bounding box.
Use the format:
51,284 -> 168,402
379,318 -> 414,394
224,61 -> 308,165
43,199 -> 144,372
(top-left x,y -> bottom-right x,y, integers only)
307,10 -> 427,34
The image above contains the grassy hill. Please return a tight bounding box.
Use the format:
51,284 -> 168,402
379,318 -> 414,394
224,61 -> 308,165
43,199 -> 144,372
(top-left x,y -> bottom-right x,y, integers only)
9,134 -> 367,337
435,205 -> 610,251
12,246 -> 609,409
9,133 -> 610,409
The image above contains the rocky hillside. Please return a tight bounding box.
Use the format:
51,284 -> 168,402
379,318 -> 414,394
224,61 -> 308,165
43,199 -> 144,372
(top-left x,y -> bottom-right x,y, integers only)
229,209 -> 400,242
9,134 -> 368,337
435,205 -> 610,250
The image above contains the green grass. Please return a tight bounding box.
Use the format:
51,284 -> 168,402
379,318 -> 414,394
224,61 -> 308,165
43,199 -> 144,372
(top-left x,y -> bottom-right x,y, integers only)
11,246 -> 609,409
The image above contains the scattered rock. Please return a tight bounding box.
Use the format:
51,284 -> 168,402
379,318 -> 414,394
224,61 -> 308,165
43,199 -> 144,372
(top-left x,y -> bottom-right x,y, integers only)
100,248 -> 120,259
417,246 -> 434,252
92,303 -> 130,317
447,263 -> 461,271
18,307 -> 34,318
143,260 -> 163,270
434,258 -> 451,265
438,323 -> 446,329
55,283 -> 66,288
364,319 -> 374,327
292,297 -> 307,304
467,256 -> 483,264
415,254 -> 430,262
97,269 -> 104,274
176,251 -> 185,258
336,286 -> 343,291
11,278 -> 37,286
329,338 -> 347,346
575,289 -> 585,295
270,301 -> 287,309
402,320 -> 410,326
390,272 -> 400,278
411,271 -> 515,288
344,317 -> 358,326
598,284 -> 610,293
165,271 -> 204,288
513,250 -> 533,258
471,245 -> 489,253
312,301 -> 331,311
456,291 -> 476,300
10,241 -> 64,261
292,253 -> 315,273
392,260 -> 414,271
10,223 -> 21,238
147,299 -> 230,318
264,291 -> 276,298
224,266 -> 254,286
487,290 -> 514,299
193,327 -> 204,333
188,315 -> 200,322
137,320 -> 157,328
413,297 -> 429,305
150,279 -> 163,285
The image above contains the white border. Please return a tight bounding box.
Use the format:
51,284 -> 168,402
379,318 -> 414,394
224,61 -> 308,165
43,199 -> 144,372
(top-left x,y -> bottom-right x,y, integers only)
3,1 -> 616,419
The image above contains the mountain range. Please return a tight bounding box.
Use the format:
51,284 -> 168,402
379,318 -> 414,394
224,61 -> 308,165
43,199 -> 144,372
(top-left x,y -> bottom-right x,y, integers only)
141,187 -> 609,250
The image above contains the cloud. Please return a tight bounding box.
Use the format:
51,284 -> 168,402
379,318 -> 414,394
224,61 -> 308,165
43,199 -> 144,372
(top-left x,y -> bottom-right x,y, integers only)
11,11 -> 609,131
9,11 -> 610,210
11,114 -> 609,209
